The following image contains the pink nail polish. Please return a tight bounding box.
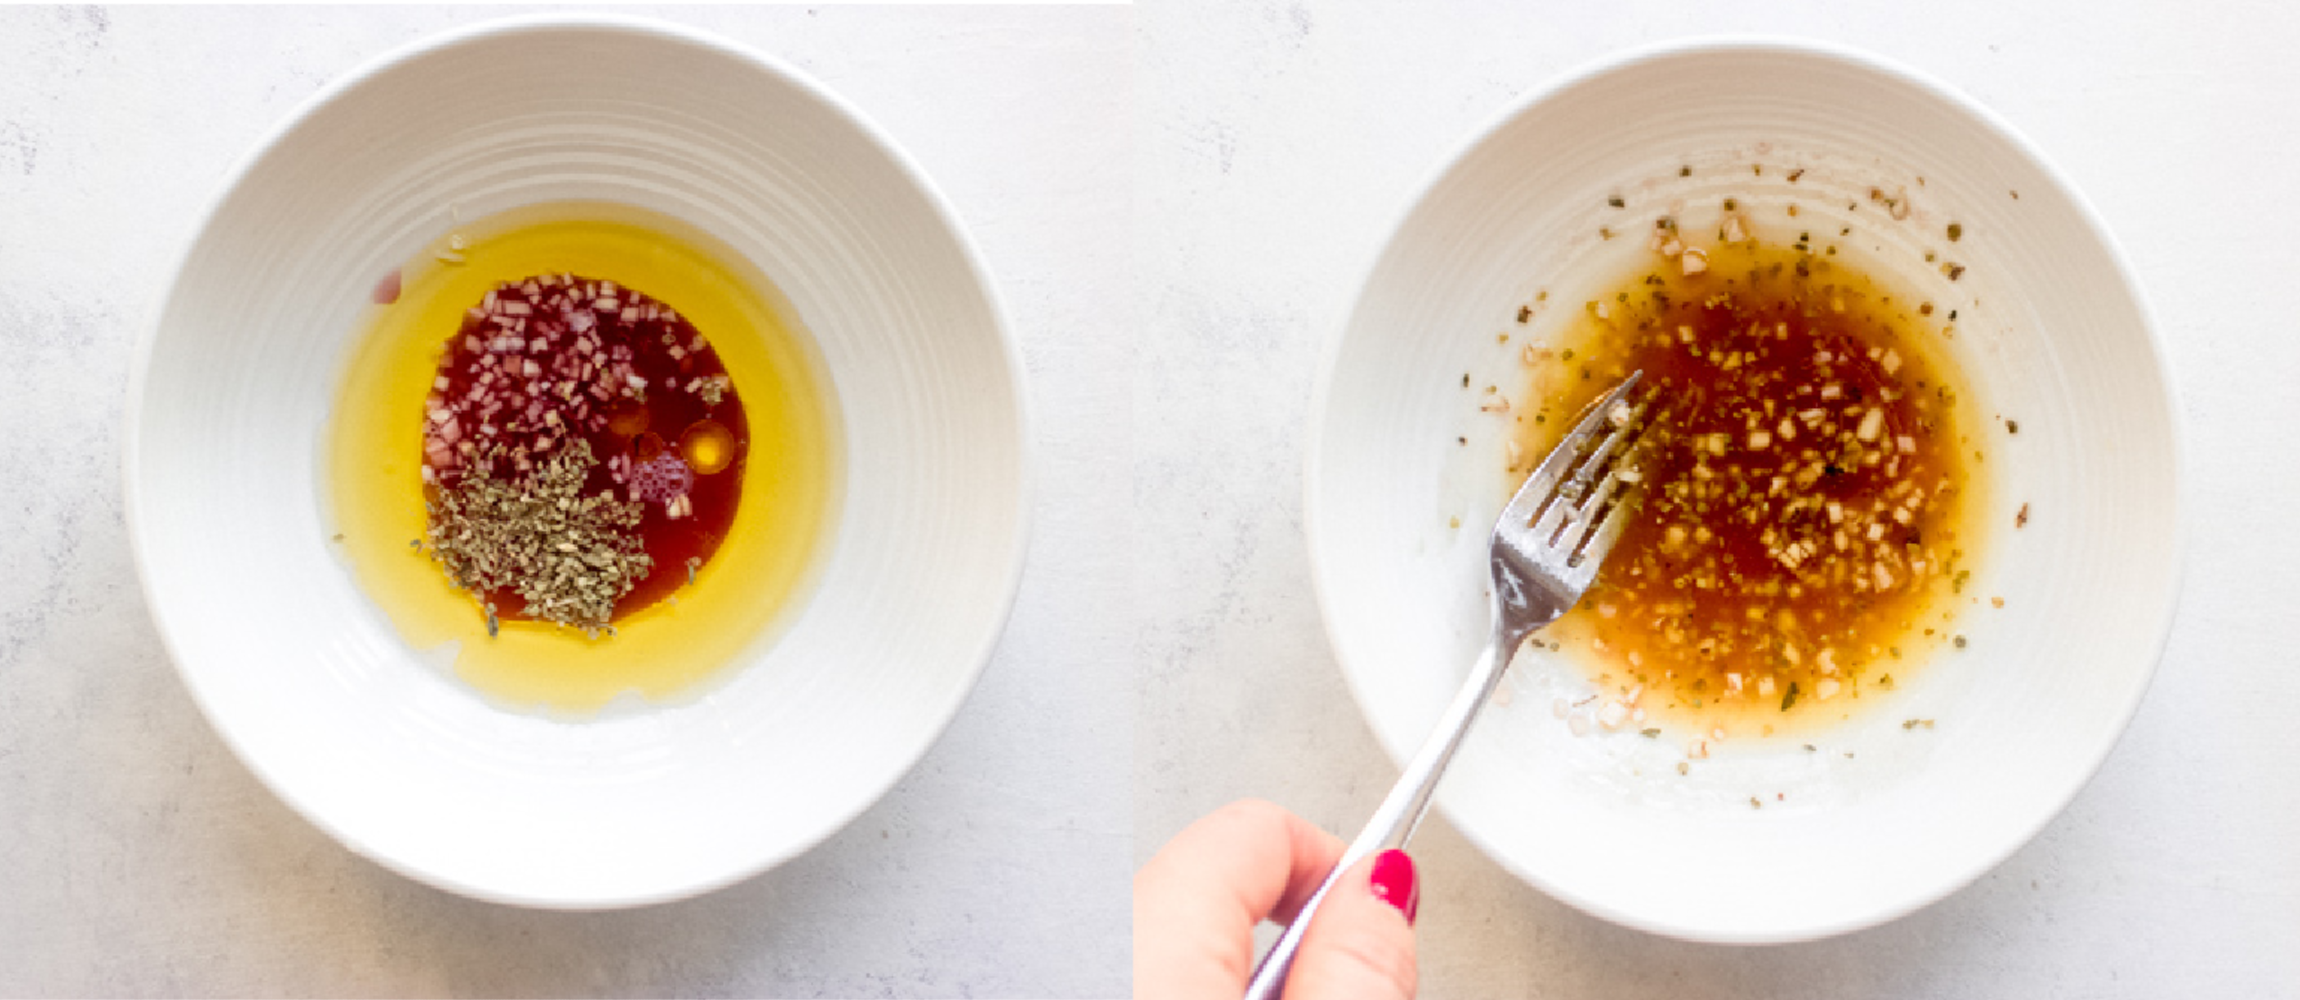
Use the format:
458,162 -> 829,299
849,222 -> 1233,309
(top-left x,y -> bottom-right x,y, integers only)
1369,849 -> 1420,925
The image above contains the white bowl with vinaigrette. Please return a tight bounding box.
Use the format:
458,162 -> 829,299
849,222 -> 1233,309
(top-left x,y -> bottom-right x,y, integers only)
126,17 -> 1027,907
1309,39 -> 2179,943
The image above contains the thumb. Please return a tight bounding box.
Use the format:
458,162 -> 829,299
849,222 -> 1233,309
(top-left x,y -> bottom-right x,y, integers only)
1283,849 -> 1420,1000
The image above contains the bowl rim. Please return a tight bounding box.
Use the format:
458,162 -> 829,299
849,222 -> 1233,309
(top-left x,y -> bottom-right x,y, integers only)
122,11 -> 1035,909
1301,33 -> 2187,943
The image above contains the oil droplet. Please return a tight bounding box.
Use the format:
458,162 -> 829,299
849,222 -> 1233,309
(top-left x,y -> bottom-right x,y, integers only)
606,399 -> 651,437
680,419 -> 737,475
632,431 -> 666,463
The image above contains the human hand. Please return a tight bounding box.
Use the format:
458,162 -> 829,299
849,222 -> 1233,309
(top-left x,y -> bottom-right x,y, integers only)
1135,799 -> 1419,1000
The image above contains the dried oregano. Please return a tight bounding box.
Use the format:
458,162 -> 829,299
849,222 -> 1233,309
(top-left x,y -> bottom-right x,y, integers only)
424,439 -> 652,632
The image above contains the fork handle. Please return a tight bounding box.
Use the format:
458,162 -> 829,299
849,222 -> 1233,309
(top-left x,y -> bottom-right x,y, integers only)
1242,636 -> 1514,1000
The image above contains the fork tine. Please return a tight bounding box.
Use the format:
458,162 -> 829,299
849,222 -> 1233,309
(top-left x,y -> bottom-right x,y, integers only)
1524,474 -> 1583,549
1501,372 -> 1644,530
1544,464 -> 1626,552
1532,397 -> 1650,543
1559,479 -> 1641,590
1560,398 -> 1647,502
1565,402 -> 1651,526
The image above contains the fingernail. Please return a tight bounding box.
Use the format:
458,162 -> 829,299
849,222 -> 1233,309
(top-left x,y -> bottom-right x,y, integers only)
1369,849 -> 1420,925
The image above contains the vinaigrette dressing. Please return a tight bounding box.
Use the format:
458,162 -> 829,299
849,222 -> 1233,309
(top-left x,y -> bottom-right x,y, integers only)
326,203 -> 838,714
1512,232 -> 1990,738
418,273 -> 748,631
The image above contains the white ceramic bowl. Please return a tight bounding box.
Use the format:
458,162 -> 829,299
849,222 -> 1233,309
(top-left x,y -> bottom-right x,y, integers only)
1308,39 -> 2180,942
126,16 -> 1027,907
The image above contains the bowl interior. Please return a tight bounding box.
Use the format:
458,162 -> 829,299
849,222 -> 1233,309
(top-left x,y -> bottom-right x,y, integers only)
1310,40 -> 2177,942
127,18 -> 1026,907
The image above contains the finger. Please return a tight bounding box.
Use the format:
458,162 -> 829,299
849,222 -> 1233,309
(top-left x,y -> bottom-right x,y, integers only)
1135,800 -> 1346,1000
1283,849 -> 1419,1000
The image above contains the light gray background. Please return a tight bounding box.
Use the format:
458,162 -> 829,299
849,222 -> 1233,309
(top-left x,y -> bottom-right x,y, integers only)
6,1 -> 2300,997
1135,0 -> 2297,997
0,6 -> 1128,997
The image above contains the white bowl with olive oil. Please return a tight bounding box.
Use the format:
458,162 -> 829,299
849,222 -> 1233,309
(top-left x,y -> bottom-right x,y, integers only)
1308,39 -> 2179,942
126,16 -> 1028,907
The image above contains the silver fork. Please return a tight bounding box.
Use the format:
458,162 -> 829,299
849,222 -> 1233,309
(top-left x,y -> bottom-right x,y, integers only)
1244,372 -> 1650,1000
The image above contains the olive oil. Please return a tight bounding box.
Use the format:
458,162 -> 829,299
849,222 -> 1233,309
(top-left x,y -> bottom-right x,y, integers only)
326,202 -> 838,715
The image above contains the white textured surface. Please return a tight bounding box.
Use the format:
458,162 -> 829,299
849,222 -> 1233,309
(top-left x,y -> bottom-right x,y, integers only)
1139,0 -> 2298,995
2,6 -> 1124,996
